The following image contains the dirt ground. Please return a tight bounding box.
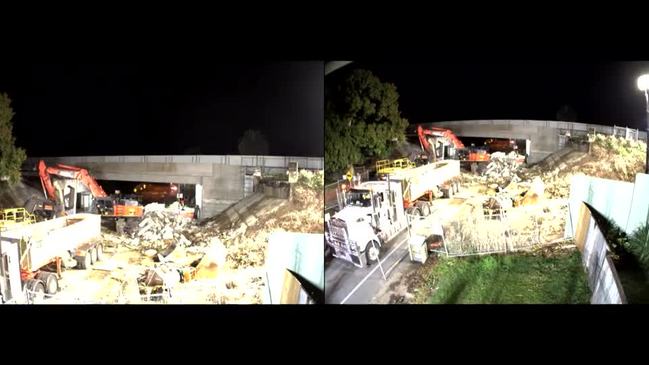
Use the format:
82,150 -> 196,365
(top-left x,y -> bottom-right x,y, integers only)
41,180 -> 323,304
372,174 -> 572,304
372,255 -> 438,304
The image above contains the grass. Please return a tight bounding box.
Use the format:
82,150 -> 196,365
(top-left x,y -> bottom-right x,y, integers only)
417,251 -> 591,304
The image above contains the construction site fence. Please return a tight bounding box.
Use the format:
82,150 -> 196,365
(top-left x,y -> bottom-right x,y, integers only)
572,202 -> 626,304
408,201 -> 569,257
567,173 -> 649,238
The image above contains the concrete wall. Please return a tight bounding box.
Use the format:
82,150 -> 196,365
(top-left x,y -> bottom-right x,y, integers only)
62,162 -> 211,184
201,165 -> 245,218
24,154 -> 324,219
430,120 -> 647,164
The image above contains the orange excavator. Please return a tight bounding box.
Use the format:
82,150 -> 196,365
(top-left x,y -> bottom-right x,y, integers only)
416,125 -> 489,163
37,160 -> 143,220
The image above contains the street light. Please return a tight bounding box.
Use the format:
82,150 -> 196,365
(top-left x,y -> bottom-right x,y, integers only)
638,74 -> 649,174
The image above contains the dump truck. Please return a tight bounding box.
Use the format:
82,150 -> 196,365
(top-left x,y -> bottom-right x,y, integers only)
380,159 -> 462,215
0,213 -> 102,303
325,160 -> 461,268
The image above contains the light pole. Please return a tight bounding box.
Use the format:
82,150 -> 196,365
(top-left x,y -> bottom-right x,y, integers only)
638,74 -> 649,174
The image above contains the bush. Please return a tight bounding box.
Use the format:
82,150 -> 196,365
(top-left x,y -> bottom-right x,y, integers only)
297,170 -> 324,191
627,223 -> 649,271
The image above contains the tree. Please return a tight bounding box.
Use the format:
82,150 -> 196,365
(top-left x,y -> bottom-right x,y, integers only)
238,129 -> 269,155
556,104 -> 577,122
325,69 -> 408,177
0,93 -> 26,184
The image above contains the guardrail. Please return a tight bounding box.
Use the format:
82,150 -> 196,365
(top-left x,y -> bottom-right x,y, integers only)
25,155 -> 324,170
431,120 -> 648,141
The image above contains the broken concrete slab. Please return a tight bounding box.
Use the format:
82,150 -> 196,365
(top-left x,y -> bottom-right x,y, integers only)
194,237 -> 227,281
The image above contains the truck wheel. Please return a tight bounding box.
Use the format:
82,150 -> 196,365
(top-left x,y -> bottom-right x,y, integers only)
43,273 -> 59,295
90,247 -> 98,264
365,240 -> 380,265
412,207 -> 422,216
26,279 -> 46,303
416,202 -> 431,216
75,254 -> 91,270
96,244 -> 103,262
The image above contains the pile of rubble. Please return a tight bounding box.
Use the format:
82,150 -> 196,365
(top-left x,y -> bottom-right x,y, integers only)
482,151 -> 525,185
135,210 -> 193,245
477,134 -> 647,199
99,176 -> 323,303
115,202 -> 200,251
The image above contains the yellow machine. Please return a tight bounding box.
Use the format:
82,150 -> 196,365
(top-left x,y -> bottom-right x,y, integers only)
0,208 -> 36,231
376,158 -> 416,176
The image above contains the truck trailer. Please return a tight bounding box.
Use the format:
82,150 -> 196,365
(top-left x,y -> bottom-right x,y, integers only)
0,213 -> 102,303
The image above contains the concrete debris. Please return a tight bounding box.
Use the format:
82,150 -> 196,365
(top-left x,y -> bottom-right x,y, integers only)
87,179 -> 322,303
144,202 -> 166,214
482,151 -> 525,185
194,237 -> 227,281
135,210 -> 192,243
177,234 -> 191,247
138,264 -> 181,288
166,201 -> 182,211
144,249 -> 158,257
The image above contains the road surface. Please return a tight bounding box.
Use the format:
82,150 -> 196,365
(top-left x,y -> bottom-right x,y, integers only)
324,197 -> 470,304
325,230 -> 420,304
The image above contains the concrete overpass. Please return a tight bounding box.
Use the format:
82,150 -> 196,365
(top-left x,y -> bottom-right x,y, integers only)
24,155 -> 323,219
429,120 -> 647,164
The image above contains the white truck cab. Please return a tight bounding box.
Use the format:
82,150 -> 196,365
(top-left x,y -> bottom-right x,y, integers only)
325,180 -> 407,268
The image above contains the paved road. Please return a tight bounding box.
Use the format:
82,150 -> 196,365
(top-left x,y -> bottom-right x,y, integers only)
324,197 -> 470,304
325,230 -> 417,304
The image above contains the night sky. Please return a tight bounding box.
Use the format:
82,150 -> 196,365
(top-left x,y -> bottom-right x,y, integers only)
345,61 -> 649,130
0,63 -> 323,157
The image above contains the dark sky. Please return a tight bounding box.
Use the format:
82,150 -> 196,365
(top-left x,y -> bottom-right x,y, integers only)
0,62 -> 323,157
347,61 -> 649,130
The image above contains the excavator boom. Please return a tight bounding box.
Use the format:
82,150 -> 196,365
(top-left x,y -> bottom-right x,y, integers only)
417,125 -> 465,150
37,160 -> 142,219
416,125 -> 466,162
38,160 -> 108,199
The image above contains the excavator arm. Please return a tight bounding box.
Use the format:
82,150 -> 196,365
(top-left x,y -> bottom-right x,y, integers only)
417,125 -> 465,162
38,160 -> 108,199
37,160 -> 143,219
38,160 -> 59,202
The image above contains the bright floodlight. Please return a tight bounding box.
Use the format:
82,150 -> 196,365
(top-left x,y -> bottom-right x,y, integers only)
637,74 -> 649,91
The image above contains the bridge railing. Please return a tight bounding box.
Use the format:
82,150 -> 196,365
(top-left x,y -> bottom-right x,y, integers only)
431,120 -> 647,141
24,155 -> 324,170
